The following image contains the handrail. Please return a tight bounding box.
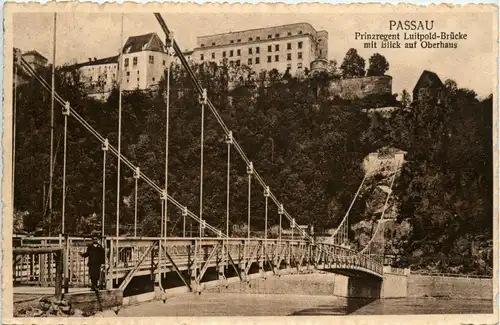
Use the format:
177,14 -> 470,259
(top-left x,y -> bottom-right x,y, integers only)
410,271 -> 492,279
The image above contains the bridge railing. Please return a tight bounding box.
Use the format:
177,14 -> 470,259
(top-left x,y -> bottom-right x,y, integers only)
13,235 -> 383,288
315,242 -> 383,275
13,236 -> 94,288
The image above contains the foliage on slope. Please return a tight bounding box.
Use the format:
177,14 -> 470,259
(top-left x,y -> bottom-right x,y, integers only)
13,61 -> 493,274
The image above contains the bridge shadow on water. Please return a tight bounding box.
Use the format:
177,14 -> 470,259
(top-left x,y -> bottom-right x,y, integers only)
288,298 -> 377,316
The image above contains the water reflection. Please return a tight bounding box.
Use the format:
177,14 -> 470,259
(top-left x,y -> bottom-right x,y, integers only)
290,298 -> 376,316
117,293 -> 493,317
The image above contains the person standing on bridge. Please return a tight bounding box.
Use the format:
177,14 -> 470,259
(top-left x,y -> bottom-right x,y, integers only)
80,236 -> 105,291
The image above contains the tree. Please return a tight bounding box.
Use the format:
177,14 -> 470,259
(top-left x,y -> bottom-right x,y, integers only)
340,48 -> 365,78
366,53 -> 390,77
400,89 -> 411,109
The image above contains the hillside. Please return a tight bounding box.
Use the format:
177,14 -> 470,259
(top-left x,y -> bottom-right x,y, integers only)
13,62 -> 493,275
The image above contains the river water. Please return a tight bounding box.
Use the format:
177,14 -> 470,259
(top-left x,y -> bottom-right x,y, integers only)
117,293 -> 493,316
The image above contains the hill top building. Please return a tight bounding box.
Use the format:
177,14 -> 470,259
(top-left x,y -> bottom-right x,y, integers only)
58,23 -> 329,100
192,22 -> 328,75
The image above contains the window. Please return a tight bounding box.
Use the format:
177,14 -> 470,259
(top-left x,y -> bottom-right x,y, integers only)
248,58 -> 252,65
230,40 -> 234,44
249,37 -> 253,41
255,57 -> 260,64
268,45 -> 272,52
275,55 -> 279,62
126,71 -> 130,76
137,77 -> 140,81
149,55 -> 154,64
124,58 -> 129,67
127,79 -> 129,83
267,56 -> 272,63
256,47 -> 260,54
137,70 -> 140,74
237,39 -> 241,43
298,62 -> 303,69
298,41 -> 303,49
287,32 -> 292,36
320,49 -> 323,55
152,77 -> 155,82
237,49 -> 241,56
275,44 -> 279,51
230,50 -> 234,57
113,73 -> 115,78
298,30 -> 303,34
200,54 -> 204,61
133,57 -> 138,66
249,48 -> 253,55
287,43 -> 292,50
223,51 -> 227,58
201,44 -> 205,47
287,53 -> 292,61
267,34 -> 272,39
211,52 -> 215,59
163,60 -> 166,65
256,36 -> 261,41
298,52 -> 303,59
287,63 -> 291,68
275,33 -> 279,37
212,42 -> 215,46
236,59 -> 240,66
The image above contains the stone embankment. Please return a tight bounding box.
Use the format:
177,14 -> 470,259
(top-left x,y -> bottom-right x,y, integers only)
14,296 -> 87,317
407,274 -> 493,300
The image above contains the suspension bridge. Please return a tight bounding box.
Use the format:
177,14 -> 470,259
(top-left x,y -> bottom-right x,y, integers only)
12,13 -> 400,311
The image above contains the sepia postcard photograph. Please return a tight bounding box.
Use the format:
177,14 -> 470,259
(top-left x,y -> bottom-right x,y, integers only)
2,2 -> 498,324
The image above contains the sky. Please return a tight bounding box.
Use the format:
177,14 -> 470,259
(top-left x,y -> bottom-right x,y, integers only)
12,10 -> 496,98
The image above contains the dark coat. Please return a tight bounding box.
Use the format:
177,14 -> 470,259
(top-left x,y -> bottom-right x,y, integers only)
81,243 -> 105,268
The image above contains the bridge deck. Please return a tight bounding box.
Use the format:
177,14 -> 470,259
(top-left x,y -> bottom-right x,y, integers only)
13,236 -> 383,295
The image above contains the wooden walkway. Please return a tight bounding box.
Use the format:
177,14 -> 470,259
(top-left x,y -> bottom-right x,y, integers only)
13,236 -> 383,297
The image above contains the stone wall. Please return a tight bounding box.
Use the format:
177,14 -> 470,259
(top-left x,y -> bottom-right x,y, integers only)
407,274 -> 493,300
329,76 -> 392,100
381,270 -> 409,298
208,273 -> 350,296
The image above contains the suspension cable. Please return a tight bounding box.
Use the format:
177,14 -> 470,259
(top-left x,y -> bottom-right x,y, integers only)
247,162 -> 253,239
49,13 -> 57,232
153,13 -> 377,267
199,89 -> 206,241
225,131 -> 233,265
164,45 -> 172,242
264,186 -> 269,241
102,139 -> 109,237
133,167 -> 140,237
61,102 -> 69,234
18,56 -> 225,237
330,174 -> 367,244
114,14 -> 124,285
154,13 -> 311,242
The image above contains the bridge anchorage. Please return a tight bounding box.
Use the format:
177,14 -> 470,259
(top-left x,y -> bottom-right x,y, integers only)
12,12 -> 401,313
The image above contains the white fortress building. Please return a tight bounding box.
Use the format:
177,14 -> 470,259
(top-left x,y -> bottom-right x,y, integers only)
62,23 -> 328,100
120,32 -> 171,91
62,33 -> 171,100
191,23 -> 328,75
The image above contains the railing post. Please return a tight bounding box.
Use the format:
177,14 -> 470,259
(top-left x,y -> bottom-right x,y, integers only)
64,235 -> 69,293
55,250 -> 63,300
263,186 -> 270,265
